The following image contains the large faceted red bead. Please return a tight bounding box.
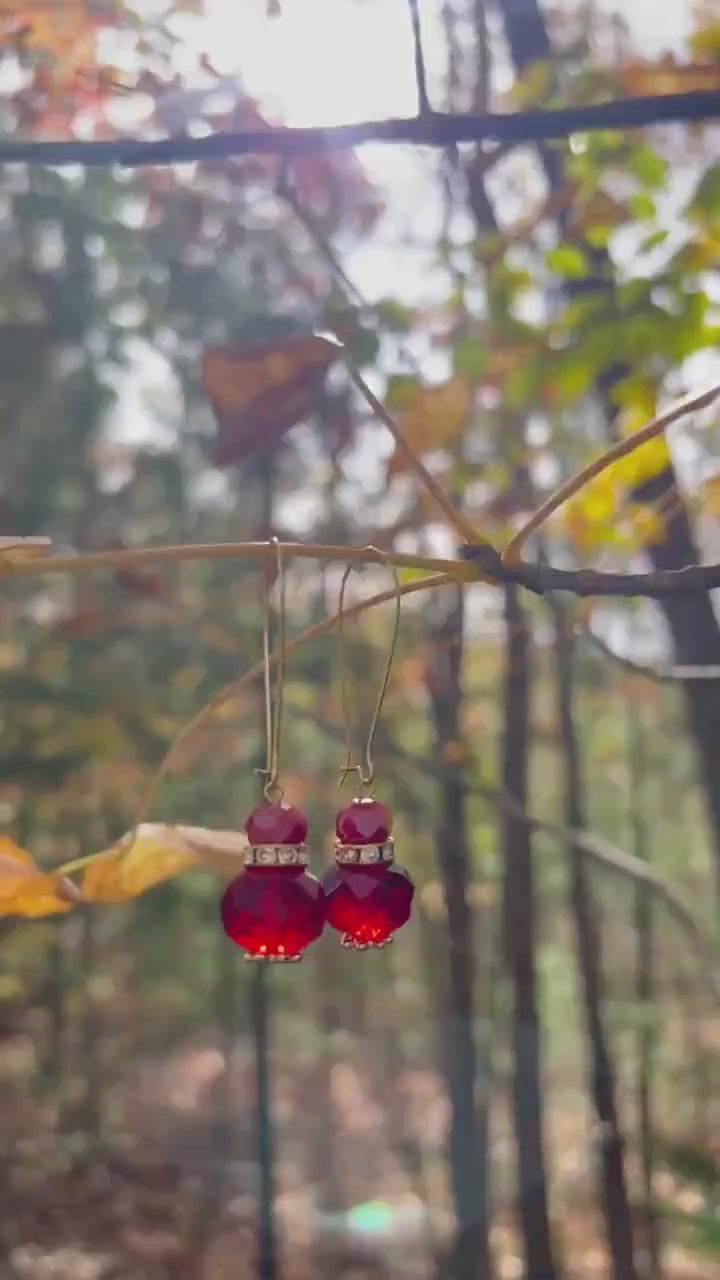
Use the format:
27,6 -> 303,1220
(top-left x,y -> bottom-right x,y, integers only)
335,797 -> 393,846
323,864 -> 413,947
220,867 -> 325,959
245,802 -> 308,846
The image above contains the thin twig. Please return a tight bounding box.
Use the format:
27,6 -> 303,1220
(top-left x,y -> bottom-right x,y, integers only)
408,0 -> 432,116
581,627 -> 720,682
344,360 -> 492,546
3,91 -> 720,168
503,383 -> 720,566
0,539 -> 471,582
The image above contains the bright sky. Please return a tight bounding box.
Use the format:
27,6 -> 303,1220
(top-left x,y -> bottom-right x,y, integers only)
197,0 -> 690,127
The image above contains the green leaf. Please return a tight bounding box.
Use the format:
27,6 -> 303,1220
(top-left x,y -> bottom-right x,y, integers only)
375,298 -> 414,333
552,353 -> 596,401
385,374 -> 418,410
584,223 -> 613,249
628,145 -> 668,190
687,163 -> 720,222
628,192 -> 656,221
452,338 -> 486,379
639,229 -> 669,254
545,244 -> 590,280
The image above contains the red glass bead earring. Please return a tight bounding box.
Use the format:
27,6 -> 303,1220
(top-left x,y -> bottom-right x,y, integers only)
323,560 -> 414,950
220,540 -> 326,962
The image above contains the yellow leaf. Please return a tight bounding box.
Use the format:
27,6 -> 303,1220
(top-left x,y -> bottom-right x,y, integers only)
0,836 -> 77,918
624,504 -> 665,547
82,828 -> 199,903
81,823 -> 250,902
387,377 -> 473,477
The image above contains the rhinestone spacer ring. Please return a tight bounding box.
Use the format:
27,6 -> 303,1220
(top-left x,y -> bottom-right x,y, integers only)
335,838 -> 395,867
243,844 -> 309,867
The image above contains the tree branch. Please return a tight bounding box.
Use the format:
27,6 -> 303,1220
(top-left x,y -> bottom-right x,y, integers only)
463,543 -> 720,598
503,383 -> 720,567
407,0 -> 432,116
2,91 -> 720,168
1,538 -> 471,582
581,627 -> 720,682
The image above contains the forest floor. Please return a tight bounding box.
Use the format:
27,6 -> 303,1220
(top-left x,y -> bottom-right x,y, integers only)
0,1031 -> 717,1279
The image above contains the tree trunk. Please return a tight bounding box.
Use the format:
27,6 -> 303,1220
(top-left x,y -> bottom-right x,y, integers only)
495,0 -> 720,899
427,585 -> 493,1280
500,585 -> 559,1280
551,598 -> 638,1280
627,706 -> 662,1279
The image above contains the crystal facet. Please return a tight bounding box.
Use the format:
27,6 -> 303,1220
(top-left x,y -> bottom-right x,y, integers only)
323,863 -> 414,948
245,802 -> 309,846
335,797 -> 393,846
220,867 -> 326,959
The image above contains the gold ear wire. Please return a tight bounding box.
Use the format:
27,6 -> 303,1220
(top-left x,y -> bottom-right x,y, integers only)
336,549 -> 401,793
257,537 -> 286,803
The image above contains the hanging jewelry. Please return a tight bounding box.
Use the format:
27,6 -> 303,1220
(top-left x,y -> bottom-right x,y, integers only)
220,540 -> 326,961
323,555 -> 414,950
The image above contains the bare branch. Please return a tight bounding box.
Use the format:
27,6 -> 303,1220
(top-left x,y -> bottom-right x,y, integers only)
581,627 -> 720,682
2,91 -> 720,168
343,361 -> 492,546
408,0 -> 432,116
503,383 -> 720,567
2,538 -> 471,582
463,542 -> 720,598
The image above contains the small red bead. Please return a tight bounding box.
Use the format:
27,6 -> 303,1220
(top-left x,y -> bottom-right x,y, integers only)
220,867 -> 326,959
335,797 -> 393,845
245,802 -> 308,846
323,864 -> 413,947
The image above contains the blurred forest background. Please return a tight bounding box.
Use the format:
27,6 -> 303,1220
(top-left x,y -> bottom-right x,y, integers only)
1,0 -> 720,1278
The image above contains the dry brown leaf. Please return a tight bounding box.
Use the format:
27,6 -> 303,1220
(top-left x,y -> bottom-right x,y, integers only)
617,58 -> 720,97
82,823 -> 249,902
387,377 -> 473,478
0,835 -> 79,917
202,332 -> 342,466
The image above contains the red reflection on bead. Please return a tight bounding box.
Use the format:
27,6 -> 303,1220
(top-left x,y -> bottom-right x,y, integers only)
245,802 -> 308,845
220,867 -> 325,959
323,864 -> 413,947
335,797 -> 393,846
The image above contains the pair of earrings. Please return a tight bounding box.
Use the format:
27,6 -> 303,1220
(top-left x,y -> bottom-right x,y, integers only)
219,548 -> 414,962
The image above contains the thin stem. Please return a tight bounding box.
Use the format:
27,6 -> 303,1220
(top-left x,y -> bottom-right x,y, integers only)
1,539 -> 471,582
502,383 -> 720,566
408,0 -> 432,115
344,361 -> 492,546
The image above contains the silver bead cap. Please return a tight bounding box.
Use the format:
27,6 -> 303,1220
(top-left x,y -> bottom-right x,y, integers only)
243,844 -> 308,867
335,838 -> 395,867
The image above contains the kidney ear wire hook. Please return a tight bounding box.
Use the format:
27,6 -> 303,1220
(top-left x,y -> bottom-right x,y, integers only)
256,536 -> 287,804
336,548 -> 401,796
